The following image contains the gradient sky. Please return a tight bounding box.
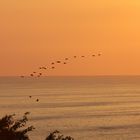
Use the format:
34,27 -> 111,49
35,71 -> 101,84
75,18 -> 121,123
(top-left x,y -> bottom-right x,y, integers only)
0,0 -> 140,76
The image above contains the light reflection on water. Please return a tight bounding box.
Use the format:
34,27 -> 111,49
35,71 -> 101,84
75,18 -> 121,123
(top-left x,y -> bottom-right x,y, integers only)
0,76 -> 140,140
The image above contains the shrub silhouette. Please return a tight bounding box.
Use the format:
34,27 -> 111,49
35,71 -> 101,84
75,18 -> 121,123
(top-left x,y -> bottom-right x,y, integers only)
45,130 -> 74,140
0,113 -> 74,140
0,112 -> 35,140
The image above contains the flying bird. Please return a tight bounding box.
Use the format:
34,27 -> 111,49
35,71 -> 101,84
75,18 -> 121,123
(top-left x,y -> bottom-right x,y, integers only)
39,67 -> 46,70
23,52 -> 101,77
51,62 -> 55,65
30,74 -> 34,77
36,99 -> 39,102
56,61 -> 61,63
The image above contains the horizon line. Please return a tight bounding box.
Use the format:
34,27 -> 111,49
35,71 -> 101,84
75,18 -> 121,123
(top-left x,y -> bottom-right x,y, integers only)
1,74 -> 140,77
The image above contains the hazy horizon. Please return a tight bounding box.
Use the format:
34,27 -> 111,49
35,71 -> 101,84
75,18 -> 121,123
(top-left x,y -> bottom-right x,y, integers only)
2,74 -> 140,77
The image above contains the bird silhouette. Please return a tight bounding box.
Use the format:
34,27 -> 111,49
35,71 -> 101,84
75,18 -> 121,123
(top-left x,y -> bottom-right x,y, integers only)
30,74 -> 34,77
51,62 -> 55,65
56,61 -> 61,64
22,52 -> 102,78
39,73 -> 42,75
36,99 -> 39,102
39,67 -> 46,70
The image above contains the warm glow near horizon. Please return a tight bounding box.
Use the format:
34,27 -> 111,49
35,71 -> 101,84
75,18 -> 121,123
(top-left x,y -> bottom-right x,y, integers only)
0,0 -> 140,76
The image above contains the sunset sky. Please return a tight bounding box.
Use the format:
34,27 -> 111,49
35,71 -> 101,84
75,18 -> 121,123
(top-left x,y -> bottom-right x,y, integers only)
0,0 -> 140,76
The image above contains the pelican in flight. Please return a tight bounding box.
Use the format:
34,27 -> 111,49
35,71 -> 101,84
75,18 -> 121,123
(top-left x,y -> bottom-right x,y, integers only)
51,62 -> 55,65
56,61 -> 61,63
30,74 -> 34,77
39,67 -> 47,70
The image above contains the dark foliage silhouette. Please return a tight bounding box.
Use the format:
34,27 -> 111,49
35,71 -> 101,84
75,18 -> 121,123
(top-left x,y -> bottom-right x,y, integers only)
0,112 -> 35,140
0,113 -> 74,140
45,130 -> 74,140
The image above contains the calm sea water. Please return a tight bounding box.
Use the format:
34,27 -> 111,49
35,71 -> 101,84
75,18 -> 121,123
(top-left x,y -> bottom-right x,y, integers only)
0,76 -> 140,140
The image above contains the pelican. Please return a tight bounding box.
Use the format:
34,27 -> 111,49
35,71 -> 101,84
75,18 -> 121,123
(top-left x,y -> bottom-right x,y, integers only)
56,61 -> 61,63
30,74 -> 34,77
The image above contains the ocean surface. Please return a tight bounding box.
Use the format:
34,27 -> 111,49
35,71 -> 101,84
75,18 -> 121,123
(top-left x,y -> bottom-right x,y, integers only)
0,76 -> 140,140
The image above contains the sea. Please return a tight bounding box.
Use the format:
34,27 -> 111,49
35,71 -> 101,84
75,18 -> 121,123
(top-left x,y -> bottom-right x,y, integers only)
0,76 -> 140,140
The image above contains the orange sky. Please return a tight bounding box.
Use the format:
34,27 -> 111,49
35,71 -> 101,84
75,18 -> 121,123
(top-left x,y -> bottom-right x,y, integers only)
0,0 -> 140,76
